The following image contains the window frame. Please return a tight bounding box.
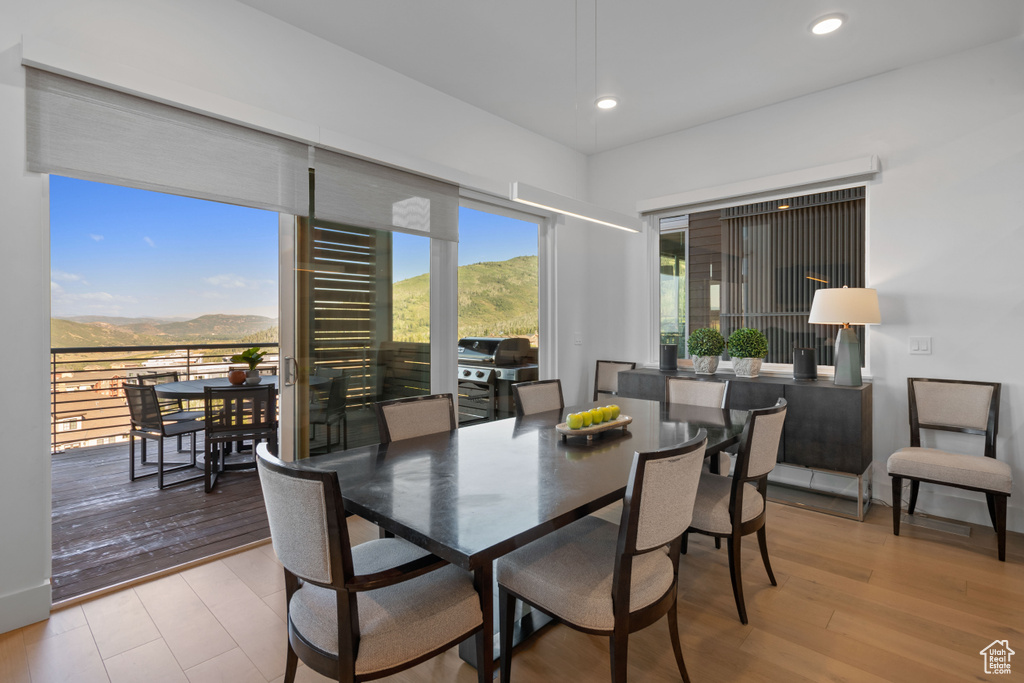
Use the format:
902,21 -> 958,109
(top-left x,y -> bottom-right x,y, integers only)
646,180 -> 872,378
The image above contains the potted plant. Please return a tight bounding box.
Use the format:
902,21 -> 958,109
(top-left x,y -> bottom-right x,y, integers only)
686,327 -> 725,375
727,328 -> 769,378
230,346 -> 267,385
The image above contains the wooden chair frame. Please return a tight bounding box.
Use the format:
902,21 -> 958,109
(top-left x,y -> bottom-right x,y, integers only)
684,399 -> 787,624
499,430 -> 707,683
593,360 -> 637,402
373,393 -> 457,445
204,385 -> 277,493
511,378 -> 564,418
890,377 -> 1007,560
256,450 -> 488,683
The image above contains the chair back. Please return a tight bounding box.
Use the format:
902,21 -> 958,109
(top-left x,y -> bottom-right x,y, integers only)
594,360 -> 636,401
733,399 -> 788,481
618,430 -> 707,555
137,371 -> 183,413
375,393 -> 457,443
325,374 -> 348,417
256,447 -> 351,589
909,378 -> 1000,457
666,376 -> 730,409
123,383 -> 166,432
512,379 -> 564,417
204,385 -> 278,442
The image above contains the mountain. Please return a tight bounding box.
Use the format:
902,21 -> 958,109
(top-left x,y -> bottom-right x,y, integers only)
57,315 -> 190,325
392,254 -> 538,343
51,314 -> 278,348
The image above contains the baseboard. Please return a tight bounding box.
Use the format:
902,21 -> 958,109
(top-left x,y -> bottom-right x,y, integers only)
0,581 -> 51,635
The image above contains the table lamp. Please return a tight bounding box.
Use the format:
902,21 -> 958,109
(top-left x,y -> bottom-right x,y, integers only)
807,286 -> 880,386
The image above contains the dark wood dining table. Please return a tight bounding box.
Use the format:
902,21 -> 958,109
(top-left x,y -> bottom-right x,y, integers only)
297,395 -> 748,672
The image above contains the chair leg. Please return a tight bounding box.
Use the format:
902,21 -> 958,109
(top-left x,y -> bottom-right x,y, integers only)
994,494 -> 1007,562
157,437 -> 165,490
284,640 -> 298,683
610,630 -> 629,683
498,587 -> 515,683
986,493 -> 998,531
727,532 -> 747,625
891,475 -> 902,536
342,413 -> 348,450
667,595 -> 690,683
681,530 -> 689,555
129,433 -> 136,481
757,524 -> 776,586
714,537 -> 721,550
907,480 -> 920,515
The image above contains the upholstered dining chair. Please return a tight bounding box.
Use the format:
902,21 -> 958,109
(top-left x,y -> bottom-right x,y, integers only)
594,360 -> 637,401
256,448 -> 488,683
204,385 -> 277,492
123,383 -> 204,489
665,376 -> 730,409
374,393 -> 457,444
511,378 -> 564,417
887,378 -> 1009,560
684,398 -> 787,624
496,431 -> 707,683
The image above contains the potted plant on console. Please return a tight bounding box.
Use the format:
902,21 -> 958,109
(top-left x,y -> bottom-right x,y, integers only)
229,346 -> 267,386
686,327 -> 725,375
727,328 -> 768,378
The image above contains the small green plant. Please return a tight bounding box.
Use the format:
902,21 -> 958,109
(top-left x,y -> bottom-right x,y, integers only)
686,327 -> 725,357
727,328 -> 768,359
230,346 -> 266,371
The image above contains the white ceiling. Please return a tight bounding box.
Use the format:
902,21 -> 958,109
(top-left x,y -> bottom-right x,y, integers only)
237,0 -> 1024,155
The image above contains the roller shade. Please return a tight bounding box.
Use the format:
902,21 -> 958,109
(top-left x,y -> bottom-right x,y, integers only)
26,68 -> 308,215
311,147 -> 458,242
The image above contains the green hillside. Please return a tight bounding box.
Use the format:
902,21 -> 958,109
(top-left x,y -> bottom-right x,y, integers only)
392,255 -> 538,343
51,314 -> 278,348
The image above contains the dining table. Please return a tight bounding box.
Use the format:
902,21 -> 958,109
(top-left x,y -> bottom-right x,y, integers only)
296,394 -> 749,672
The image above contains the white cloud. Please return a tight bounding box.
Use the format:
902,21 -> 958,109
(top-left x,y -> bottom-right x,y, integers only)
144,236 -> 155,247
51,270 -> 85,283
89,234 -> 104,242
203,274 -> 273,290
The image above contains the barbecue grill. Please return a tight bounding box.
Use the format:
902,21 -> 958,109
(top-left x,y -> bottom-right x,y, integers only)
457,337 -> 538,424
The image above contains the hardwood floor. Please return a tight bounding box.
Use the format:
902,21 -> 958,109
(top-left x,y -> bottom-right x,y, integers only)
12,500 -> 1020,682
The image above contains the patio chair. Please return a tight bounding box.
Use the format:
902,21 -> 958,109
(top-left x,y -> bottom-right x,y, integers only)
124,383 -> 204,489
204,385 -> 277,493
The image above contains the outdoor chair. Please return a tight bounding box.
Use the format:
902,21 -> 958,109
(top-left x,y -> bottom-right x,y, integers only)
256,447 -> 488,683
135,371 -> 204,451
496,431 -> 707,683
888,378 -> 1010,560
311,373 -> 348,452
204,385 -> 277,493
124,383 -> 204,489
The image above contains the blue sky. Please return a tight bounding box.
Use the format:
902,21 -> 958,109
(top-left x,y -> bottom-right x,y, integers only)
50,177 -> 537,320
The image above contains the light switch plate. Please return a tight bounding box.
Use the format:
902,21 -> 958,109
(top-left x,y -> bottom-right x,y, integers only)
573,333 -> 583,346
909,336 -> 932,355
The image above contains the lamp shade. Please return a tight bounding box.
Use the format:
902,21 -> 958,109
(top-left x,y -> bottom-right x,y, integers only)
808,287 -> 880,325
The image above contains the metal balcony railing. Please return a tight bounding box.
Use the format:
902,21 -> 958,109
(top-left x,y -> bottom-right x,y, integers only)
49,343 -> 279,453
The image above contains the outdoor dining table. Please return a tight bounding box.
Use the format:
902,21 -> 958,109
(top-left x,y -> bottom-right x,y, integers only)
152,374 -> 283,399
296,394 -> 749,673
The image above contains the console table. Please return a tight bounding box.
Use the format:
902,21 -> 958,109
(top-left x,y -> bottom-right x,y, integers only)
617,368 -> 873,519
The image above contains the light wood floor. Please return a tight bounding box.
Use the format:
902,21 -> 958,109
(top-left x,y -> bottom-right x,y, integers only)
3,502 -> 1020,682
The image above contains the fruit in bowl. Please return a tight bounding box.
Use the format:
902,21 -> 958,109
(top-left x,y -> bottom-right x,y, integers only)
600,406 -> 614,422
566,412 -> 584,430
589,408 -> 604,425
608,404 -> 621,419
580,410 -> 593,428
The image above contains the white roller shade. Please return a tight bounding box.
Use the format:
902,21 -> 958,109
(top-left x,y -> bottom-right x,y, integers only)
311,147 -> 458,242
26,68 -> 308,215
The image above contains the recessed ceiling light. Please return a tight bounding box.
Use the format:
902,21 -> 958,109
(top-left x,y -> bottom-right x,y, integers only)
810,14 -> 845,35
596,96 -> 618,110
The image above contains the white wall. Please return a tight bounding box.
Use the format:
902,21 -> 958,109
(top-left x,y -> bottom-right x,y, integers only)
586,36 -> 1024,531
0,0 -> 587,632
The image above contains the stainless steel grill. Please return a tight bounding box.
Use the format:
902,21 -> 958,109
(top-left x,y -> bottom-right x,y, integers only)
457,337 -> 538,424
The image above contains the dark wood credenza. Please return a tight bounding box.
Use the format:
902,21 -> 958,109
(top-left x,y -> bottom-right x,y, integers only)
617,368 -> 872,475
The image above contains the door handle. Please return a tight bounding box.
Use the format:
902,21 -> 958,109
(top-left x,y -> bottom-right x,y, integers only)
283,356 -> 298,386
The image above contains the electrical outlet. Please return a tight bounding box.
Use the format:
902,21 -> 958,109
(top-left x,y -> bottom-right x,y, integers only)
573,333 -> 583,346
909,336 -> 932,355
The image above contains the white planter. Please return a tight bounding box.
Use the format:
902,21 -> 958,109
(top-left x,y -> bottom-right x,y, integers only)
244,369 -> 262,385
732,357 -> 763,378
692,356 -> 720,375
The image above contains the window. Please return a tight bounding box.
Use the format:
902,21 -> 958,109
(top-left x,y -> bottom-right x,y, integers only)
658,187 -> 866,368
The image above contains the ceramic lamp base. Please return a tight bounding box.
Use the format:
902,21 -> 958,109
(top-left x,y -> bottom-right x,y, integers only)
833,327 -> 862,386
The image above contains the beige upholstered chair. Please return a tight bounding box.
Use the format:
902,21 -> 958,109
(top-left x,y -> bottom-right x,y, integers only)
594,360 -> 636,401
511,379 -> 564,417
256,448 -> 487,683
374,393 -> 457,444
496,431 -> 707,683
888,378 -> 1009,560
665,376 -> 730,409
685,399 -> 787,624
